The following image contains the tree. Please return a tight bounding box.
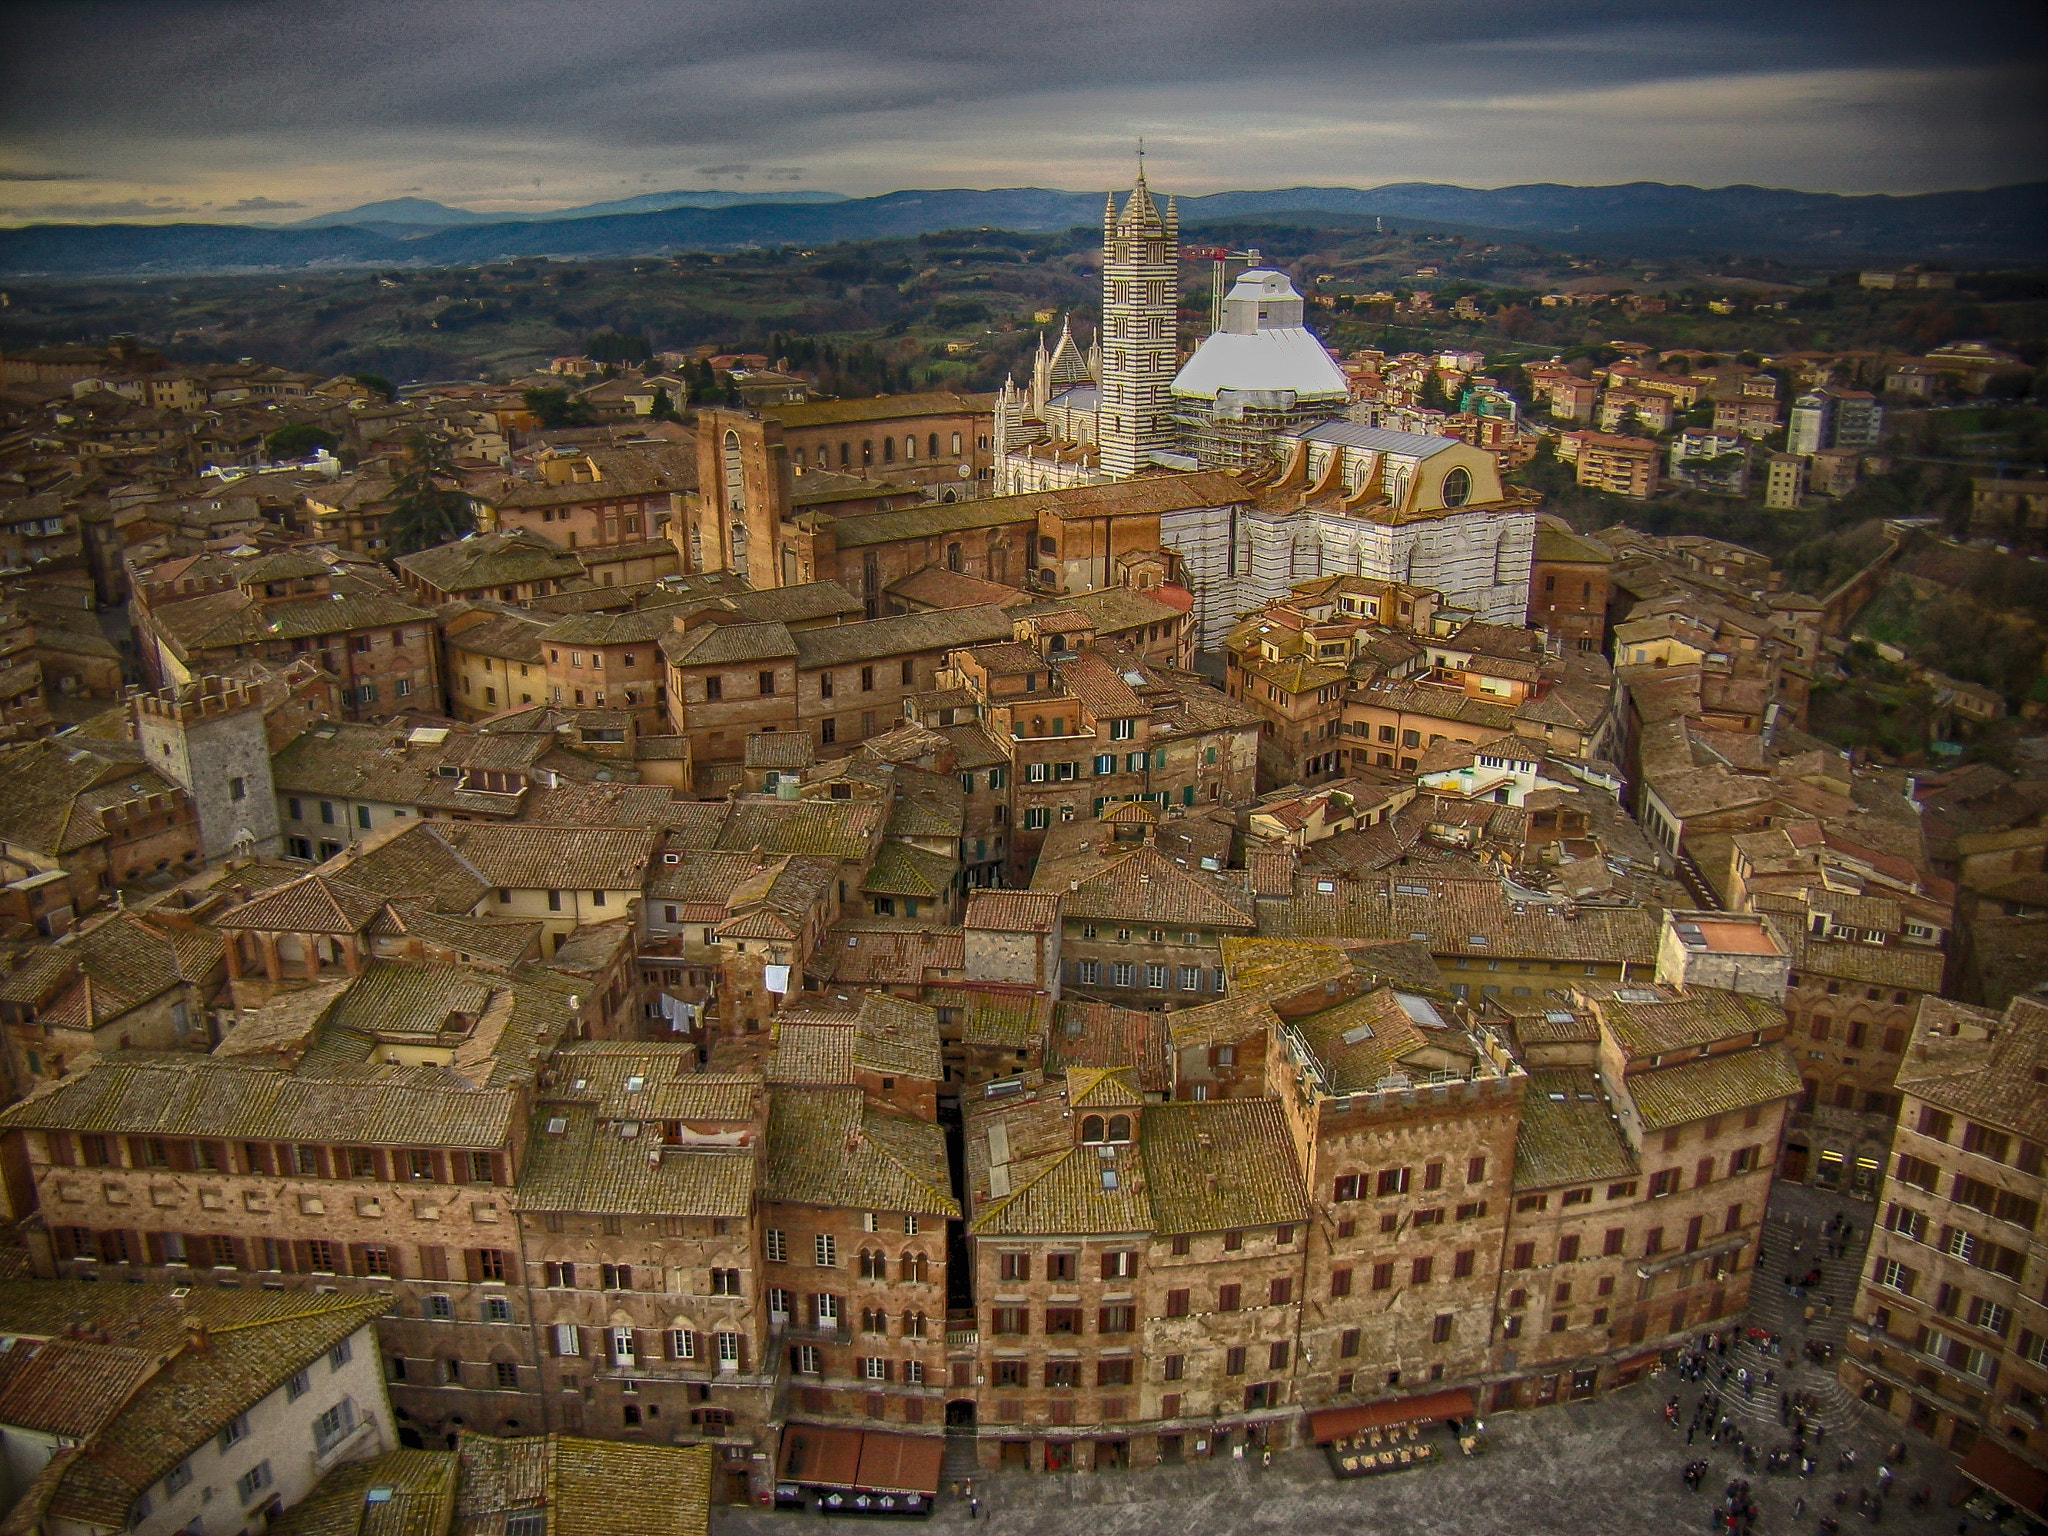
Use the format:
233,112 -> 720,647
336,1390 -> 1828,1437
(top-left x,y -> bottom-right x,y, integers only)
521,387 -> 596,430
649,385 -> 681,423
352,373 -> 396,401
264,422 -> 339,461
383,433 -> 474,555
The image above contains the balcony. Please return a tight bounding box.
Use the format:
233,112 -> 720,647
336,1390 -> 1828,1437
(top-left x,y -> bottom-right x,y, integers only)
773,1318 -> 853,1346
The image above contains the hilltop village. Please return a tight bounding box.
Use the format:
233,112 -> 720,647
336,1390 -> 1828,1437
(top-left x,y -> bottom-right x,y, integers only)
0,173 -> 2042,1532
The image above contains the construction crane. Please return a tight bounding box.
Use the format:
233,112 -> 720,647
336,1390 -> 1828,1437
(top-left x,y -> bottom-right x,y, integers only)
1181,246 -> 1263,334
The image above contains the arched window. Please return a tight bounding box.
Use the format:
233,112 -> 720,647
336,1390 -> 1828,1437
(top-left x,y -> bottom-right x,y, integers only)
859,1248 -> 887,1279
883,437 -> 895,464
721,430 -> 746,514
929,433 -> 941,457
791,446 -> 805,469
1080,1115 -> 1105,1143
901,1251 -> 929,1284
904,435 -> 918,459
1106,1114 -> 1131,1143
1441,466 -> 1472,508
862,439 -> 874,465
839,441 -> 851,467
946,542 -> 963,573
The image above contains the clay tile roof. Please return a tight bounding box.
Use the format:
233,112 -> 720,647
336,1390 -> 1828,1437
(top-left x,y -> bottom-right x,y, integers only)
211,872 -> 387,934
1513,1068 -> 1640,1191
1626,1048 -> 1803,1133
432,823 -> 656,892
516,1104 -> 755,1219
0,1057 -> 515,1148
855,993 -> 943,1079
1895,995 -> 2048,1140
1045,1003 -> 1171,1092
964,890 -> 1061,933
266,1447 -> 457,1536
1067,1066 -> 1144,1107
1143,1099 -> 1310,1234
764,1088 -> 958,1216
766,1023 -> 856,1085
1049,845 -> 1256,930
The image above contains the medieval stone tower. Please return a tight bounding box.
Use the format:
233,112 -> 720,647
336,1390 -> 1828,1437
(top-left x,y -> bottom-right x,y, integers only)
1097,169 -> 1180,480
131,676 -> 280,861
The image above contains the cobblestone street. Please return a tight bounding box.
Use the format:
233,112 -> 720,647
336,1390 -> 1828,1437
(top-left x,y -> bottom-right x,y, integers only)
716,1184 -> 2006,1535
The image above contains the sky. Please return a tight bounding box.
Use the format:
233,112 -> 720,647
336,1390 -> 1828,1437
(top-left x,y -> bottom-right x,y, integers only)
0,0 -> 2044,224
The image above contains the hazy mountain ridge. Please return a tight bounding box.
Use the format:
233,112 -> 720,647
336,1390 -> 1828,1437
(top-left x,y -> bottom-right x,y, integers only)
287,188 -> 849,228
3,180 -> 2042,277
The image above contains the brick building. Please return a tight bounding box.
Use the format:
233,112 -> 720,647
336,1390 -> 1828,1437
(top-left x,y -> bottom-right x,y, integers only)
1526,522 -> 1614,654
1841,994 -> 2048,1485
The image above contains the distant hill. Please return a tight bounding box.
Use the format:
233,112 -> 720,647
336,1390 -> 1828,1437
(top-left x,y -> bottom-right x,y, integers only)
288,188 -> 848,230
4,180 -> 2042,277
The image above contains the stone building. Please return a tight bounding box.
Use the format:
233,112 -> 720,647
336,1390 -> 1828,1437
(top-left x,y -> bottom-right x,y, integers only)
131,675 -> 281,861
0,1280 -> 391,1535
1842,994 -> 2048,1489
961,1068 -> 1313,1471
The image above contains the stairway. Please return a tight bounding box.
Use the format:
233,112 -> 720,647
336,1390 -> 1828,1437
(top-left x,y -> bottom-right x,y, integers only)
941,1424 -> 981,1492
1700,1208 -> 1872,1437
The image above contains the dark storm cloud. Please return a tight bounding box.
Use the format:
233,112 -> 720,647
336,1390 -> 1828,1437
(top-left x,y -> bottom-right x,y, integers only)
0,0 -> 2041,215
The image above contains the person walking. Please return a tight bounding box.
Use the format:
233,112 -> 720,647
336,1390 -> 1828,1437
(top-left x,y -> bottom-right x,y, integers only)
968,1494 -> 980,1520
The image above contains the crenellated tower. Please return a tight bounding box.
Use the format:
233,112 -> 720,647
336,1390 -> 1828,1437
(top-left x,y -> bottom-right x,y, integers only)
1098,167 -> 1179,480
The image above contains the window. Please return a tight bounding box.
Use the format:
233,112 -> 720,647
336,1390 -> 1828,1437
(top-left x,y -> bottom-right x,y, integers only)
1217,1284 -> 1241,1312
219,1413 -> 251,1453
1225,1346 -> 1247,1376
991,1306 -> 1027,1335
1411,1256 -> 1433,1284
1165,1287 -> 1190,1316
1432,1313 -> 1454,1344
1377,1167 -> 1411,1197
766,1228 -> 787,1263
815,1234 -> 838,1267
1648,1169 -> 1680,1199
1330,1268 -> 1353,1298
286,1367 -> 312,1401
313,1398 -> 356,1454
1044,1307 -> 1081,1335
236,1462 -> 273,1504
484,1295 -> 512,1323
1372,1262 -> 1395,1291
1879,1259 -> 1916,1296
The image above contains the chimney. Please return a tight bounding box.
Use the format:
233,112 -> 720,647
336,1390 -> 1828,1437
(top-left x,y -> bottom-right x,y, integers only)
184,1321 -> 210,1353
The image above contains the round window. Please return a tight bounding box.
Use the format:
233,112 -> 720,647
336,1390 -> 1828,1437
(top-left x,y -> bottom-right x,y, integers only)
1442,466 -> 1472,508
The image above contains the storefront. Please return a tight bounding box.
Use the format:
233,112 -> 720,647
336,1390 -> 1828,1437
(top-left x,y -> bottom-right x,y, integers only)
1310,1386 -> 1477,1445
1310,1387 -> 1476,1482
776,1426 -> 943,1518
1956,1438 -> 2048,1528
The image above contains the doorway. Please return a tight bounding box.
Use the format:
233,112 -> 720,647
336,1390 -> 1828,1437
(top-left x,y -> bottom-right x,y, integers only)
946,1399 -> 977,1427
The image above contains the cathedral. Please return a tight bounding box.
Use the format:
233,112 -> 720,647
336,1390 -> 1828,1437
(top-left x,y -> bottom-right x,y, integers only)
994,165 -> 1350,493
989,165 -> 1537,642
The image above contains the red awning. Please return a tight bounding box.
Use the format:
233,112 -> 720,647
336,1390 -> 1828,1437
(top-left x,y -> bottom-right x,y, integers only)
1309,1387 -> 1476,1444
855,1431 -> 945,1496
1959,1437 -> 2048,1517
780,1426 -> 944,1496
779,1425 -> 863,1489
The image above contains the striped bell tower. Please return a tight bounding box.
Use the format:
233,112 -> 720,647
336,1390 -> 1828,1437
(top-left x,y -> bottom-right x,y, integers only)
1098,162 -> 1179,480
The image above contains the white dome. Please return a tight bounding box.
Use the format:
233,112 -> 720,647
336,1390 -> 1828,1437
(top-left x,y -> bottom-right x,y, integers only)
1172,267 -> 1348,403
1172,328 -> 1349,403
